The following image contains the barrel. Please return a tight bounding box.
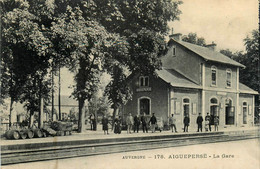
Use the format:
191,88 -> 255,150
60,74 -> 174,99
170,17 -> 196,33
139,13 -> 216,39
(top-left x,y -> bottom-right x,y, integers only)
33,129 -> 43,138
19,130 -> 27,139
27,129 -> 34,139
5,130 -> 20,140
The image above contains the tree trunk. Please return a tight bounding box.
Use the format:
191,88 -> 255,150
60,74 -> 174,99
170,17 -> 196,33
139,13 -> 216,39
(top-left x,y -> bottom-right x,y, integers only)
9,98 -> 14,128
38,97 -> 44,128
29,110 -> 34,128
111,107 -> 118,131
78,98 -> 85,133
38,77 -> 43,129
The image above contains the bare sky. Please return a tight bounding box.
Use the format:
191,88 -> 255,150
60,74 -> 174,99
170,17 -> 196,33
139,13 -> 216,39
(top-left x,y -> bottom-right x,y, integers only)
169,0 -> 258,51
60,0 -> 258,96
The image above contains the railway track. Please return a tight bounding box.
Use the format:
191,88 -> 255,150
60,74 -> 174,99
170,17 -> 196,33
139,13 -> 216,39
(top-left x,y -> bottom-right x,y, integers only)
1,132 -> 259,165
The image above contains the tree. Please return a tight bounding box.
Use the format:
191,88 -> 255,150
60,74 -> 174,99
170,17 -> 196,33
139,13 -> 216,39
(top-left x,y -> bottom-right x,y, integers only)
1,0 -> 53,127
51,1 -> 124,132
220,30 -> 259,111
242,30 -> 259,95
104,66 -> 132,129
101,0 -> 182,125
182,33 -> 206,46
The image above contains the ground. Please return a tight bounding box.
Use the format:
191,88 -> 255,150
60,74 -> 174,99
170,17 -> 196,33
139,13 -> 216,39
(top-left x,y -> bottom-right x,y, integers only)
2,139 -> 259,169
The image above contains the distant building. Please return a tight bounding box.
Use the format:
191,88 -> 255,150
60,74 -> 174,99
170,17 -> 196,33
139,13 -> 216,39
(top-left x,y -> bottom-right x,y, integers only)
122,33 -> 258,130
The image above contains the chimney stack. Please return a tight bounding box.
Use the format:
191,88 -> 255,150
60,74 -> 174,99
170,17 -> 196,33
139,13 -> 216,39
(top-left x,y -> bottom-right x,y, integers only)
205,42 -> 217,51
169,28 -> 182,41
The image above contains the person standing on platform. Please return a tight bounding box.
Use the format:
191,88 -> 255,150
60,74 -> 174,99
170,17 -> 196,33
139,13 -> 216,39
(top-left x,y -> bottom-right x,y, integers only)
149,113 -> 157,133
210,114 -> 214,132
157,117 -> 164,132
133,115 -> 140,133
183,115 -> 190,132
169,114 -> 177,133
205,113 -> 211,132
196,113 -> 203,132
214,116 -> 219,131
141,114 -> 148,133
102,114 -> 109,135
114,116 -> 122,134
126,113 -> 134,134
89,113 -> 95,130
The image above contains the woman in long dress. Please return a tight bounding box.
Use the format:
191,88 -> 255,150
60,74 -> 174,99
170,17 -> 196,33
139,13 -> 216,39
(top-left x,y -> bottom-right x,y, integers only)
102,115 -> 109,135
114,116 -> 122,134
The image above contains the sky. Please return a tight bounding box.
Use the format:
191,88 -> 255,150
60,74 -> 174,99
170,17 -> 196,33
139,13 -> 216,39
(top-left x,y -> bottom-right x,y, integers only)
169,0 -> 258,51
59,0 -> 259,96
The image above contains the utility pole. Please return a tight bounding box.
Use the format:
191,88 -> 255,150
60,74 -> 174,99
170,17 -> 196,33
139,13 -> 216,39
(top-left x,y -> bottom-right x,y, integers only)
58,66 -> 61,121
51,64 -> 54,121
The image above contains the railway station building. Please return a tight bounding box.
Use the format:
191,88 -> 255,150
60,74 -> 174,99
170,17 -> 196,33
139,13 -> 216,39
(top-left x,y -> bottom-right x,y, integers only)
122,34 -> 258,130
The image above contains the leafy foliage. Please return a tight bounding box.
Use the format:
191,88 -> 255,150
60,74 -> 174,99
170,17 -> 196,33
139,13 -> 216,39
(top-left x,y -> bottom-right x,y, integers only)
182,33 -> 206,46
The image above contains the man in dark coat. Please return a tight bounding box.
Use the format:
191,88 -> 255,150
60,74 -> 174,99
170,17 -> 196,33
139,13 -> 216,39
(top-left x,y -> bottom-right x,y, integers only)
134,115 -> 140,133
196,113 -> 203,132
141,114 -> 148,133
149,113 -> 157,133
183,115 -> 190,132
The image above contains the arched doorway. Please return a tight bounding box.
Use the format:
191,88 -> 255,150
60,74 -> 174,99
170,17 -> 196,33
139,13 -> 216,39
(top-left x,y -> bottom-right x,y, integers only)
183,98 -> 190,118
210,98 -> 218,125
225,99 -> 234,125
139,98 -> 150,115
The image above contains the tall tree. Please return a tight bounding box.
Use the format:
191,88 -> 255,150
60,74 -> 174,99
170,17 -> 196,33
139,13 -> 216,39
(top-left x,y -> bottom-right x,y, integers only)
220,30 -> 259,109
101,0 -> 182,124
51,1 -> 123,132
1,0 -> 53,127
182,33 -> 206,46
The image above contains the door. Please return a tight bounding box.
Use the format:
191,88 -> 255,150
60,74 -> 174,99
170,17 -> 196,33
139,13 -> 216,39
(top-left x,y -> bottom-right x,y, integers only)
140,98 -> 150,115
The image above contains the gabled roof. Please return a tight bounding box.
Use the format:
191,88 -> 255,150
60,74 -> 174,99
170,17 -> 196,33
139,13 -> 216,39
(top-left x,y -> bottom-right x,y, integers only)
170,39 -> 245,68
239,83 -> 258,95
156,68 -> 258,95
156,68 -> 201,89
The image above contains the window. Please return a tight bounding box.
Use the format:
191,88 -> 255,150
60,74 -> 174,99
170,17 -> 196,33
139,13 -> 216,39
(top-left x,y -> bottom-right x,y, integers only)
172,46 -> 176,57
226,69 -> 232,87
211,66 -> 217,86
242,102 -> 247,124
139,76 -> 149,87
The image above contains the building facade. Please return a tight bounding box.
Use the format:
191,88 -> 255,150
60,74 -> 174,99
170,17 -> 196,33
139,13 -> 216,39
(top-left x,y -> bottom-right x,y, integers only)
122,34 -> 258,131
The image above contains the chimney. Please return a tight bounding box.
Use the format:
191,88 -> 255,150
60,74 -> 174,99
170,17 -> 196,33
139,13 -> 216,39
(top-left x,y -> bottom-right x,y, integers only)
205,42 -> 217,51
169,28 -> 182,41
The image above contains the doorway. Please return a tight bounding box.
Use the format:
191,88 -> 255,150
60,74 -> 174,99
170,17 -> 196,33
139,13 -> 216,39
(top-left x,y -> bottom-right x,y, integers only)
225,99 -> 234,125
139,98 -> 150,115
210,98 -> 218,125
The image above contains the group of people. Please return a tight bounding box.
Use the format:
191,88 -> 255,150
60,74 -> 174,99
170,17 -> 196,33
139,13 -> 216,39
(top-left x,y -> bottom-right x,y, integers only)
99,112 -> 220,135
125,113 -> 162,134
196,113 -> 219,132
101,115 -> 122,135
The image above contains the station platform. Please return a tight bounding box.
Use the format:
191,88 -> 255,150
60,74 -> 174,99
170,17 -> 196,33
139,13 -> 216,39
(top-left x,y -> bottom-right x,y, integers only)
1,127 -> 259,165
1,126 -> 259,150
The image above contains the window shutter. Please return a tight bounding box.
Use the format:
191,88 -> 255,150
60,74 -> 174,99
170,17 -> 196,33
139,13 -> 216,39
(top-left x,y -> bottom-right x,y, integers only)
176,102 -> 180,115
192,103 -> 197,115
171,100 -> 174,114
249,105 -> 252,115
238,105 -> 241,115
